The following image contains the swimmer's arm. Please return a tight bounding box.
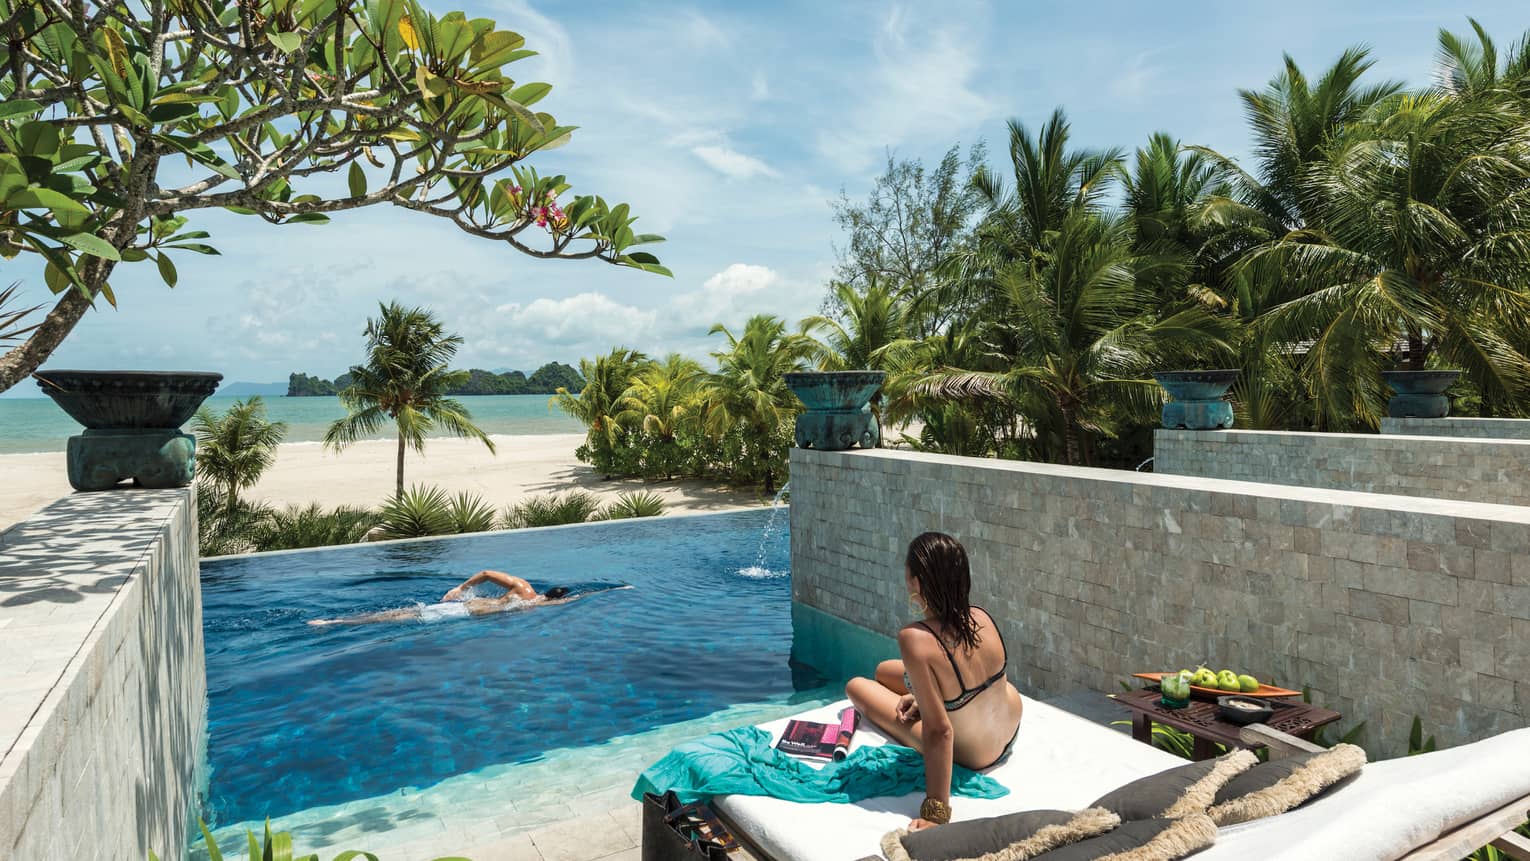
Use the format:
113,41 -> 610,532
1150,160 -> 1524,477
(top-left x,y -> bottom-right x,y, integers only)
443,569 -> 526,601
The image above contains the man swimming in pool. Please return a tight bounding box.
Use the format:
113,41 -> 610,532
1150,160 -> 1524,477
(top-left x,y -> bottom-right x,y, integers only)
307,570 -> 572,626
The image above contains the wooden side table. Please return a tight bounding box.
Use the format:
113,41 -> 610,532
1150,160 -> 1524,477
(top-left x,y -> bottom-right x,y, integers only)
1113,687 -> 1343,760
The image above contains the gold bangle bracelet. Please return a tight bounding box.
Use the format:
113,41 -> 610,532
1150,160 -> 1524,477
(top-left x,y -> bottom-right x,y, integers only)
919,797 -> 951,825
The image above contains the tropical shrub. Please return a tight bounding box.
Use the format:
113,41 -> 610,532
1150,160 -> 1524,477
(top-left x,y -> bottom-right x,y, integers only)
446,491 -> 498,534
499,491 -> 603,529
595,491 -> 667,521
250,505 -> 376,552
375,485 -> 456,539
195,488 -> 272,557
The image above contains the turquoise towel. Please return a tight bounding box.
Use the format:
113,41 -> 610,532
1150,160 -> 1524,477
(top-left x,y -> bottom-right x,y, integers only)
630,726 -> 1010,805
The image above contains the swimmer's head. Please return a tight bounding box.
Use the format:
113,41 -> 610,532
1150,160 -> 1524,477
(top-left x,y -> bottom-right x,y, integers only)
544,586 -> 571,600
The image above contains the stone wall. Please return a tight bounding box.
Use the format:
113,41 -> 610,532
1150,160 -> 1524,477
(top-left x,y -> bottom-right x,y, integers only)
1382,417 -> 1530,440
1154,428 -> 1530,508
0,489 -> 205,861
789,447 -> 1530,755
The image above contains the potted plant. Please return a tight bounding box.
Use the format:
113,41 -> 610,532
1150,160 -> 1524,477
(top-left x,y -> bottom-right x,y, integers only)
1153,370 -> 1239,430
783,371 -> 885,451
33,369 -> 223,491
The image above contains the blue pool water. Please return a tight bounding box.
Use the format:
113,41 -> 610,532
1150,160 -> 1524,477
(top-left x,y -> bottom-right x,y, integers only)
199,509 -> 824,826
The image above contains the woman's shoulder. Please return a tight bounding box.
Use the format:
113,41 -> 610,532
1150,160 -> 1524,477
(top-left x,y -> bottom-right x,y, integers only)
897,622 -> 941,653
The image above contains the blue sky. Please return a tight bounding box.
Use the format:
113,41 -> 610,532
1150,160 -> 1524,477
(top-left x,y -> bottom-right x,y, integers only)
6,0 -> 1527,391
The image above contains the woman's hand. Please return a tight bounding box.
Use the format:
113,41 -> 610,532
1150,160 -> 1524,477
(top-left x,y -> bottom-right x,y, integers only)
895,694 -> 920,723
909,818 -> 940,831
441,586 -> 465,602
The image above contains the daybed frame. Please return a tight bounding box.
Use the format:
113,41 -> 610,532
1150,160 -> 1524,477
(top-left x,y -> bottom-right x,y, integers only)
712,723 -> 1530,861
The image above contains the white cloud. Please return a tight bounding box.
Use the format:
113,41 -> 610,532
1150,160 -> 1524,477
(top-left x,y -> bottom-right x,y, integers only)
691,145 -> 780,179
683,11 -> 730,50
815,3 -> 996,172
751,70 -> 770,101
1111,49 -> 1165,104
486,0 -> 576,87
491,292 -> 659,350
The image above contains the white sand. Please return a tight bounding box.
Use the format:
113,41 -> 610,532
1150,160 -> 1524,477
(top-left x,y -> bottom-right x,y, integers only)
0,433 -> 767,532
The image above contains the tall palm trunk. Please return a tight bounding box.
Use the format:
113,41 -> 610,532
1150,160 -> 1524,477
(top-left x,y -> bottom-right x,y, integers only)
1057,395 -> 1082,466
396,431 -> 406,497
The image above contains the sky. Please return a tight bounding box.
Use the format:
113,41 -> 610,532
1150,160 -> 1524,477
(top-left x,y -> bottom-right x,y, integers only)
5,0 -> 1528,392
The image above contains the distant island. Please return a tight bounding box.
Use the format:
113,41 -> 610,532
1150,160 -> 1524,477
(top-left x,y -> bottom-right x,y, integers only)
286,363 -> 584,397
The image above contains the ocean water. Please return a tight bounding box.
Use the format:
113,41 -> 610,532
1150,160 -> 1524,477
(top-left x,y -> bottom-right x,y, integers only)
197,509 -> 833,828
0,393 -> 580,454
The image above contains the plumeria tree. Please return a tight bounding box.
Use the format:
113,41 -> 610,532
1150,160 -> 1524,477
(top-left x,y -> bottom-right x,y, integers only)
0,0 -> 667,392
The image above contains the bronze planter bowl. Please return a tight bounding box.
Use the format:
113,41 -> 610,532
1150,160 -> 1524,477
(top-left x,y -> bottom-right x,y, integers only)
783,371 -> 886,451
33,369 -> 223,491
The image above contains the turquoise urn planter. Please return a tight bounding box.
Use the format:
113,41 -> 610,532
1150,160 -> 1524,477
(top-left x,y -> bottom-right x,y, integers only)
1381,370 -> 1459,419
784,371 -> 885,450
34,369 -> 222,491
1154,370 -> 1238,430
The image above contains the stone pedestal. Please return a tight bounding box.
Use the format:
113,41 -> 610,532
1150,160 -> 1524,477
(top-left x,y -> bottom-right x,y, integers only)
66,429 -> 197,491
1381,370 -> 1460,419
793,408 -> 880,451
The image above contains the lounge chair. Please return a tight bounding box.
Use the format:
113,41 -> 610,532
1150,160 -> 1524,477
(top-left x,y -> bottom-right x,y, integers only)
707,698 -> 1530,861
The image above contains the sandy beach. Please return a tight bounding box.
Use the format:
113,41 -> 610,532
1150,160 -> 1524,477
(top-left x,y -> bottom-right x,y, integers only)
0,433 -> 767,532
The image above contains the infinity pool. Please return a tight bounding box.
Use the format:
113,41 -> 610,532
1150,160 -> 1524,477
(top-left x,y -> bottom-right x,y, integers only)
199,508 -> 824,827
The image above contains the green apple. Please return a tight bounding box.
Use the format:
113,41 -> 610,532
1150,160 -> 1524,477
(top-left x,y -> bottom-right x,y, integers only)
1193,668 -> 1218,688
1238,674 -> 1259,693
1217,670 -> 1242,691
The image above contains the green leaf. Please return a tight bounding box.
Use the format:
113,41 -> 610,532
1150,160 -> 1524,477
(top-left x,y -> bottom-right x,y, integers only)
9,187 -> 90,220
59,232 -> 120,261
121,247 -> 149,262
154,134 -> 241,179
284,212 -> 330,225
507,82 -> 551,107
0,100 -> 42,121
43,261 -> 71,294
268,31 -> 303,54
149,102 -> 200,123
198,819 -> 226,861
99,282 -> 116,307
156,252 -> 178,286
625,251 -> 660,265
18,121 -> 61,158
347,161 -> 367,198
116,104 -> 152,128
166,242 -> 220,255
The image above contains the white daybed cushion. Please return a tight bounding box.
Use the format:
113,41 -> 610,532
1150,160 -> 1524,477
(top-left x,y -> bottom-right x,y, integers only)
1199,725 -> 1530,860
714,700 -> 1530,861
711,697 -> 1184,861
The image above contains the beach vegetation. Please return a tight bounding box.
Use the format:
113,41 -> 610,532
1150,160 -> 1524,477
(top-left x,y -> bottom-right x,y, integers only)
0,0 -> 667,393
250,504 -> 377,552
192,397 -> 289,516
0,283 -> 42,344
499,490 -> 604,529
325,302 -> 495,495
375,484 -> 457,539
594,490 -> 668,521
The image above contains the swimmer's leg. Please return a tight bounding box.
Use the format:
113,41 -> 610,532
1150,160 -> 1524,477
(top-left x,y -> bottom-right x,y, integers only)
308,608 -> 421,626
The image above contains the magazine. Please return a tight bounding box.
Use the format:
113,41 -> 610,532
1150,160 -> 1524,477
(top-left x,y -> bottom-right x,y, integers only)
775,707 -> 860,761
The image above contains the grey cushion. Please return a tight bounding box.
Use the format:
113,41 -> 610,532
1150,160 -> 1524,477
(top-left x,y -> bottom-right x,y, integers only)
1207,743 -> 1366,826
1089,750 -> 1257,821
880,808 -> 1120,861
1026,814 -> 1218,861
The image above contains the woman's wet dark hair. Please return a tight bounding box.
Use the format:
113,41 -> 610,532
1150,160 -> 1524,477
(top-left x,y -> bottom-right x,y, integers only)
544,586 -> 571,600
906,532 -> 980,651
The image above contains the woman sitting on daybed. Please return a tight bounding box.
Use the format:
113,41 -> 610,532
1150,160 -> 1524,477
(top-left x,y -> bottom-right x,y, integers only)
846,532 -> 1024,832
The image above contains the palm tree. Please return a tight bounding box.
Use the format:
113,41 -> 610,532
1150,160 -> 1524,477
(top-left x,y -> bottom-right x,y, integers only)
915,212 -> 1231,465
802,280 -> 909,372
1435,18 -> 1530,102
703,315 -> 816,493
192,397 -> 288,516
615,353 -> 703,479
1248,91 -> 1530,426
324,302 -> 494,496
552,347 -> 648,478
